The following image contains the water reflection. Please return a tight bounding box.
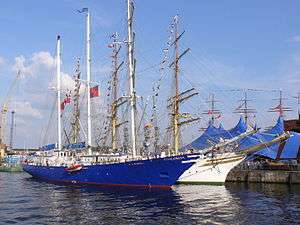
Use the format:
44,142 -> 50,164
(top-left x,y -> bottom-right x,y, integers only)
0,173 -> 299,225
225,182 -> 300,224
27,178 -> 188,224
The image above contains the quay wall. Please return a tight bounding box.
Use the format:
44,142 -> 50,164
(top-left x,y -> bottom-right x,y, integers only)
226,170 -> 300,184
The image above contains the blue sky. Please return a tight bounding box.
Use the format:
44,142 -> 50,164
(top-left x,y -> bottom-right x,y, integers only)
0,0 -> 299,148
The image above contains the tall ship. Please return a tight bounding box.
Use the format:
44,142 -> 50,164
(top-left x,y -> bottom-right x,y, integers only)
178,91 -> 291,184
178,126 -> 290,184
22,1 -> 200,189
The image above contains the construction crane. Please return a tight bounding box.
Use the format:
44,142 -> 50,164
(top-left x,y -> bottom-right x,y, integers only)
9,110 -> 15,150
0,70 -> 21,151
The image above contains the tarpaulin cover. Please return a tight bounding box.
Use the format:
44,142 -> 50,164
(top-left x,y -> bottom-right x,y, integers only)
41,143 -> 56,151
65,142 -> 86,149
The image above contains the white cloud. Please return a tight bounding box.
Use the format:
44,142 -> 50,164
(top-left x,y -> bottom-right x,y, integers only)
32,51 -> 56,70
13,101 -> 43,119
12,51 -> 55,77
93,14 -> 111,28
49,71 -> 87,95
8,51 -> 81,147
288,35 -> 300,43
0,56 -> 5,67
49,72 -> 75,92
12,51 -> 77,94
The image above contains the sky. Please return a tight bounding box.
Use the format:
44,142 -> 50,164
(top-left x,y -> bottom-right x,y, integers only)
0,0 -> 300,148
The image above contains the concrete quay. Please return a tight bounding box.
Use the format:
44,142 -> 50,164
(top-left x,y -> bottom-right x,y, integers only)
226,169 -> 300,184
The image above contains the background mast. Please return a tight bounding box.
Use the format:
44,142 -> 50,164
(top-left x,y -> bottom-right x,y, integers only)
110,33 -> 124,151
71,58 -> 81,143
168,16 -> 198,155
268,90 -> 292,118
234,90 -> 257,124
202,93 -> 221,125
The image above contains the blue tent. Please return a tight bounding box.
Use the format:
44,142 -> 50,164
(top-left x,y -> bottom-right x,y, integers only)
181,124 -> 221,150
181,116 -> 300,160
226,117 -> 248,138
279,132 -> 300,159
266,116 -> 284,135
181,117 -> 247,151
218,123 -> 226,132
246,117 -> 300,160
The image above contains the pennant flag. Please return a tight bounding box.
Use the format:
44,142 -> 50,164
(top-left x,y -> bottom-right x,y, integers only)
90,85 -> 99,98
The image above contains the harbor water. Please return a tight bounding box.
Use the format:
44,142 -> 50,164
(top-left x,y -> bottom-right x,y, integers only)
0,173 -> 299,225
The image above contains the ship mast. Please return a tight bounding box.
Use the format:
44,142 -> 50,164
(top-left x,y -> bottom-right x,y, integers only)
71,58 -> 81,143
56,35 -> 62,151
151,91 -> 160,154
234,90 -> 256,124
294,92 -> 300,105
202,93 -> 221,125
169,16 -> 199,155
268,90 -> 292,117
293,92 -> 300,116
127,0 -> 137,158
110,33 -> 125,151
85,8 -> 92,154
172,16 -> 180,155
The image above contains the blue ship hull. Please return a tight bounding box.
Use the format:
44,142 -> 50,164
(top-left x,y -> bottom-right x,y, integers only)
22,154 -> 199,189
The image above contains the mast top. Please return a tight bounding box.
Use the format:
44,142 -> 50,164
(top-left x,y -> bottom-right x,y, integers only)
268,90 -> 293,117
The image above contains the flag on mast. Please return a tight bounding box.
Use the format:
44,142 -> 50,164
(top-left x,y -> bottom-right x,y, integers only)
60,93 -> 72,111
77,8 -> 88,13
90,85 -> 99,98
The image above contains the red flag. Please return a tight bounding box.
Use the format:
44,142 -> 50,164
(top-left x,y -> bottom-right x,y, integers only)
90,85 -> 99,98
61,102 -> 65,110
64,96 -> 71,104
61,95 -> 71,111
